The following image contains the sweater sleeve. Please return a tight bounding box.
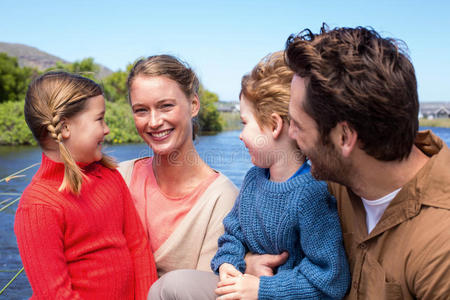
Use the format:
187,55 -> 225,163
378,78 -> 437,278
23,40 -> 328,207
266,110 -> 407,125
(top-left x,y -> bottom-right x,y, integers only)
258,183 -> 350,300
196,176 -> 239,272
14,203 -> 83,299
210,190 -> 247,274
120,178 -> 158,300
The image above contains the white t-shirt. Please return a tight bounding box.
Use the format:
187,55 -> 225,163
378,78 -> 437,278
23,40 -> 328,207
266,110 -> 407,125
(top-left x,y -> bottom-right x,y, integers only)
362,188 -> 401,234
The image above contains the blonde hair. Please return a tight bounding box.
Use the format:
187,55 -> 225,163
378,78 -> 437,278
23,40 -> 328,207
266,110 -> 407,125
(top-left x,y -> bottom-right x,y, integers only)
24,71 -> 116,195
127,54 -> 200,139
240,51 -> 294,128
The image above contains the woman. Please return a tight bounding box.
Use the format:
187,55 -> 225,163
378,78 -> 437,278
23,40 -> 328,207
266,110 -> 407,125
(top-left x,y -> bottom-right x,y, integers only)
118,55 -> 238,276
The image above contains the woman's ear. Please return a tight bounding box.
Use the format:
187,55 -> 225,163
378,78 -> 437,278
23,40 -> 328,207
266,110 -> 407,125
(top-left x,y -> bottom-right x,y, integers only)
60,119 -> 71,139
191,94 -> 200,118
270,113 -> 284,139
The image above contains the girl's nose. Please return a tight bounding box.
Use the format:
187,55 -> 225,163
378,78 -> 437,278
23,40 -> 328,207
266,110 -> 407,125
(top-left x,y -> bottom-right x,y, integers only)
104,122 -> 110,136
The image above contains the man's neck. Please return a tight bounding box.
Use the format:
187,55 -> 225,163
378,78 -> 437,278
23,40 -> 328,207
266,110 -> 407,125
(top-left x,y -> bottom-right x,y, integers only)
348,146 -> 430,200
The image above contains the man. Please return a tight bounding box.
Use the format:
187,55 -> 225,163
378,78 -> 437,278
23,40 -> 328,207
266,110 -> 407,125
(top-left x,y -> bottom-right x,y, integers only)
284,25 -> 449,299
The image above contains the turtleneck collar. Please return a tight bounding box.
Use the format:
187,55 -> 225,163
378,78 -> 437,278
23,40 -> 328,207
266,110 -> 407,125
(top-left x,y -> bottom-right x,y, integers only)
34,153 -> 102,183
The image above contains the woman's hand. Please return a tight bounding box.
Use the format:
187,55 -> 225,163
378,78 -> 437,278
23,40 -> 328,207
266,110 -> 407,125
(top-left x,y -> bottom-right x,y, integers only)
215,274 -> 260,300
219,263 -> 243,281
244,251 -> 289,277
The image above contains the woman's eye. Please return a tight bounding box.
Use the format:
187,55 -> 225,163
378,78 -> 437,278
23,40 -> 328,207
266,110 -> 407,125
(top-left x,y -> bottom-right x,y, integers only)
134,108 -> 146,113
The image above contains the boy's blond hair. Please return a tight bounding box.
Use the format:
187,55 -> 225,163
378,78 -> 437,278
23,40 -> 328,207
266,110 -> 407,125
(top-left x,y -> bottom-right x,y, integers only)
240,51 -> 294,128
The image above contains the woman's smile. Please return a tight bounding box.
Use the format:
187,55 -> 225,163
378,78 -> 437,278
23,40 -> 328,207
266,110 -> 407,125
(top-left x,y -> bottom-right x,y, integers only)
149,129 -> 174,140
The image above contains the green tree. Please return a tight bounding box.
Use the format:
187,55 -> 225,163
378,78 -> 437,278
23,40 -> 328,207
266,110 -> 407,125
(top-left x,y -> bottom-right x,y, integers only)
198,85 -> 223,132
0,100 -> 35,145
0,53 -> 34,103
104,101 -> 141,144
48,57 -> 100,80
102,64 -> 133,103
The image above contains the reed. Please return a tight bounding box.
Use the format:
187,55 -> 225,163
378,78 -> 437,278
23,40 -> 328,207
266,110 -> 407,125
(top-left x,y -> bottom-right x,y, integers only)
0,163 -> 39,295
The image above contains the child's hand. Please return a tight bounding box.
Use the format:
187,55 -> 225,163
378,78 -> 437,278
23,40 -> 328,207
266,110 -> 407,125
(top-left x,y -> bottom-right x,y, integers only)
244,251 -> 289,277
215,273 -> 260,300
219,263 -> 243,281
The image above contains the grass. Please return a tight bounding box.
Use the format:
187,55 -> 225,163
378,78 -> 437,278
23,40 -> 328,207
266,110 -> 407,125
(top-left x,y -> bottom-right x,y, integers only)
220,113 -> 450,130
220,111 -> 242,131
419,118 -> 450,128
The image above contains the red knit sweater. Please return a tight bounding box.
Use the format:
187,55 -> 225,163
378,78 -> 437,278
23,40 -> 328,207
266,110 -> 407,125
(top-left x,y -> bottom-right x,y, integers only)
14,154 -> 158,299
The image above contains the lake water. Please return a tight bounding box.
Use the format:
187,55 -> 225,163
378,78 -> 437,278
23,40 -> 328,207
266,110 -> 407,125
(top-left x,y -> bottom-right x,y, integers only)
0,128 -> 449,299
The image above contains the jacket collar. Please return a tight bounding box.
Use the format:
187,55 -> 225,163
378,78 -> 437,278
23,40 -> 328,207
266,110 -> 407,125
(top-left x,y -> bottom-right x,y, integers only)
353,130 -> 449,242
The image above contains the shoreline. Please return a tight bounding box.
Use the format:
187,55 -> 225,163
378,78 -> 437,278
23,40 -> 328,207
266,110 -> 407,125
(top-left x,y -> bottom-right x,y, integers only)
0,125 -> 450,147
419,118 -> 450,128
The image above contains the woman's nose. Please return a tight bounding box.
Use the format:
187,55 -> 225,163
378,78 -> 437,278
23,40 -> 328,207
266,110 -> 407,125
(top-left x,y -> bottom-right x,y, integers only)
149,111 -> 163,128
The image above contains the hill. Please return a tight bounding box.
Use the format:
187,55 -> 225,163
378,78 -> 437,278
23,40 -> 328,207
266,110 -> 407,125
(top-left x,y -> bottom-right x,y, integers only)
0,42 -> 113,78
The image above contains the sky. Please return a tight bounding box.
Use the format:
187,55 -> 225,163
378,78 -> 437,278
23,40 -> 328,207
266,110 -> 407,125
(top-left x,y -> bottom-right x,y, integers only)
1,0 -> 449,102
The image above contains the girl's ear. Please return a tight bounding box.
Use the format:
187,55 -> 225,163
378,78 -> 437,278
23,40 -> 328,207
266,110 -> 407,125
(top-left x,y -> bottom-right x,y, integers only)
270,113 -> 284,139
191,94 -> 200,118
60,119 -> 71,139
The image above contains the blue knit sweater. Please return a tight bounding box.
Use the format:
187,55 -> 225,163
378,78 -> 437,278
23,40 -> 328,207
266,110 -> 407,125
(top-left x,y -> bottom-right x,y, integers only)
211,166 -> 350,299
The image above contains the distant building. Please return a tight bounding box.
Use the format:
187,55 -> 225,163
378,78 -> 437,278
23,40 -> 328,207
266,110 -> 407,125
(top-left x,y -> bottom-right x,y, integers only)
215,101 -> 240,113
419,102 -> 450,119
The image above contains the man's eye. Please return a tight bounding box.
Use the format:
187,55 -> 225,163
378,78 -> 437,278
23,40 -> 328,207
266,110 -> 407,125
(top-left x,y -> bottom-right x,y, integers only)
161,103 -> 174,109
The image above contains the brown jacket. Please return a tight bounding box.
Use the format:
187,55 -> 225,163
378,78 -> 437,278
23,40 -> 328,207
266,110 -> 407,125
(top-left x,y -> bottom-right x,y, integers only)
329,131 -> 450,299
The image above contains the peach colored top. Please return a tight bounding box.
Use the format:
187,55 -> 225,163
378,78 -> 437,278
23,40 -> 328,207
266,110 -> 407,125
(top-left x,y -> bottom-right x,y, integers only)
129,157 -> 219,252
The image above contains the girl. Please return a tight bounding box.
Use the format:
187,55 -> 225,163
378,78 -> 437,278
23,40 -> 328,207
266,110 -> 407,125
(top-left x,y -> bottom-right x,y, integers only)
119,55 -> 238,276
149,51 -> 350,300
14,71 -> 157,299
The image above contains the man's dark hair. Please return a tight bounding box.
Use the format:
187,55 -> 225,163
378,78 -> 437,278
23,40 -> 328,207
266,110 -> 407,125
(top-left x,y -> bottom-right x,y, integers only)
285,24 -> 419,161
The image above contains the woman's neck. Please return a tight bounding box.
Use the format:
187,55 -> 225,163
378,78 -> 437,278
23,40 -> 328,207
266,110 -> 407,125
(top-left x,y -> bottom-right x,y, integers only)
152,147 -> 215,197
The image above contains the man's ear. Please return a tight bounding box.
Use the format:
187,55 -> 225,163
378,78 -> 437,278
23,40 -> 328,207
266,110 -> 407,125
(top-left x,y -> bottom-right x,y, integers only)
270,113 -> 284,139
333,121 -> 358,157
60,119 -> 70,139
191,94 -> 200,118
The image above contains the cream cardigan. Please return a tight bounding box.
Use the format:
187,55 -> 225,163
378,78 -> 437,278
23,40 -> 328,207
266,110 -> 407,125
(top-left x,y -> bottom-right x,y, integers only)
118,158 -> 238,276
